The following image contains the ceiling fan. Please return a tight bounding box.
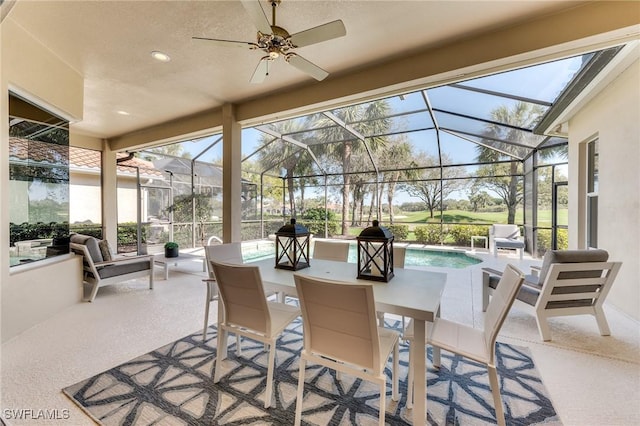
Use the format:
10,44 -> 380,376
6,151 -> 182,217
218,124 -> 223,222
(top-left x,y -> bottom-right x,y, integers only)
193,0 -> 346,83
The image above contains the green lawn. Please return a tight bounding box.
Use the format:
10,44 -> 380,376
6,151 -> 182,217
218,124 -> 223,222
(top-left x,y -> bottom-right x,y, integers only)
338,208 -> 568,232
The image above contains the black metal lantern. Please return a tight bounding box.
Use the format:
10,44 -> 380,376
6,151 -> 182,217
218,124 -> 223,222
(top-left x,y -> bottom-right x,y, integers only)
357,220 -> 394,282
275,218 -> 311,270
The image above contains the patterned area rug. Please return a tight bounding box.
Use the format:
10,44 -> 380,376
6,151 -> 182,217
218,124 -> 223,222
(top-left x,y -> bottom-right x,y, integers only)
63,320 -> 561,425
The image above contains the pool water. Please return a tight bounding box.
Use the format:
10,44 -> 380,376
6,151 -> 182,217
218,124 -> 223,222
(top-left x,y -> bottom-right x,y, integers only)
243,241 -> 481,269
390,248 -> 482,269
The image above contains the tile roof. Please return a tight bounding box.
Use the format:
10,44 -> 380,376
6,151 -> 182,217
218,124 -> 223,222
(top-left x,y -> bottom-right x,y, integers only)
9,138 -> 164,177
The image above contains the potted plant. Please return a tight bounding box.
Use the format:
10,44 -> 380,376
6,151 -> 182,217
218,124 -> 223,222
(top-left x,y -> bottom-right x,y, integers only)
164,241 -> 179,258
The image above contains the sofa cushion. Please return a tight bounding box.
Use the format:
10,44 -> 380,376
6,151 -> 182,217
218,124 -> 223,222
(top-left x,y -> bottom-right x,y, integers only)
99,239 -> 115,262
97,260 -> 151,279
70,234 -> 103,263
487,273 -> 540,306
494,237 -> 525,249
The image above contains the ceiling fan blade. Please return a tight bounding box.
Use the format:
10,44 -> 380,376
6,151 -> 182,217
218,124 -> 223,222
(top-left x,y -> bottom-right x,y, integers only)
289,20 -> 346,48
250,58 -> 270,84
287,54 -> 329,81
192,36 -> 257,48
240,0 -> 272,35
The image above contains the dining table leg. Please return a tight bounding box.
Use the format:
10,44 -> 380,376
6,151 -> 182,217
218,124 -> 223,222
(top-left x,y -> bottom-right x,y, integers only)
412,318 -> 427,425
217,300 -> 228,359
432,306 -> 441,367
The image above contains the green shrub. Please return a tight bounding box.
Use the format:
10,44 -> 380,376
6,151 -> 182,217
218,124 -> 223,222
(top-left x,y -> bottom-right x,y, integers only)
387,224 -> 409,241
447,224 -> 490,246
10,221 -> 71,245
300,208 -> 339,237
414,224 -> 442,245
536,228 -> 568,257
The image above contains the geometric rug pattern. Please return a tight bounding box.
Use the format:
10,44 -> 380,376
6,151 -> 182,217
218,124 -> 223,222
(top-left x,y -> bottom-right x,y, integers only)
63,319 -> 561,425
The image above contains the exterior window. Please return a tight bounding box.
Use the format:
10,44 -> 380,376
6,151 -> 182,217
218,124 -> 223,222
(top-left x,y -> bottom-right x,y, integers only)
586,139 -> 598,248
8,93 -> 70,266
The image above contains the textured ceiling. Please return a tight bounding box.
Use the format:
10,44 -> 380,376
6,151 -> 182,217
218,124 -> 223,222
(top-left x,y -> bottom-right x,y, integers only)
8,0 -> 587,139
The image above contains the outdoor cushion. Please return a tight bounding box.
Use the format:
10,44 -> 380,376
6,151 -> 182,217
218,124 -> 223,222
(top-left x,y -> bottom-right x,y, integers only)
70,234 -> 103,264
486,274 -> 539,306
493,238 -> 525,249
97,260 -> 152,279
537,249 -> 609,285
99,239 -> 115,262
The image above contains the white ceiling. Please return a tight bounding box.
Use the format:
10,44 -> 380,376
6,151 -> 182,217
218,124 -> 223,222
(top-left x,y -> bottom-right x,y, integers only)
8,0 -> 588,139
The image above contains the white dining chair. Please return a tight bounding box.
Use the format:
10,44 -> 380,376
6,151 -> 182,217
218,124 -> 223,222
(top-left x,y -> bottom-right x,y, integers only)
202,243 -> 243,341
312,239 -> 350,262
404,264 -> 524,426
293,274 -> 400,426
210,260 -> 300,408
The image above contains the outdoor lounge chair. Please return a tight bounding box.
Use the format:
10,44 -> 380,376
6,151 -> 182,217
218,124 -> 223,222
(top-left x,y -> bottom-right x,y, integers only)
70,233 -> 154,302
482,249 -> 622,341
490,224 -> 525,259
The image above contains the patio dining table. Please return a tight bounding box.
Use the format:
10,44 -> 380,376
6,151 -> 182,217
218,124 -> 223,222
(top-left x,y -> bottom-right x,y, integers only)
249,258 -> 447,425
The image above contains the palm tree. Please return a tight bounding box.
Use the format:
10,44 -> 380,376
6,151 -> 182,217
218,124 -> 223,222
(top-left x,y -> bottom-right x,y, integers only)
378,135 -> 417,224
256,119 -> 314,218
476,101 -> 544,224
311,100 -> 390,235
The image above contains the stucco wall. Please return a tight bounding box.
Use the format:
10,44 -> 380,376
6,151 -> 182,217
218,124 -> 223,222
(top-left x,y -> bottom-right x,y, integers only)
568,58 -> 640,320
1,18 -> 85,342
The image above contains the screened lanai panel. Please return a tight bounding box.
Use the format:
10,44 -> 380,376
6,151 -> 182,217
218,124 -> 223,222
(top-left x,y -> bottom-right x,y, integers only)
538,144 -> 568,166
426,86 -> 549,131
193,161 -> 223,189
190,134 -> 222,164
387,91 -> 429,114
439,131 -> 487,165
538,136 -> 568,149
288,126 -> 356,146
354,109 -> 435,137
435,110 -> 543,151
403,129 -> 440,158
254,139 -> 306,173
435,110 -> 546,148
460,53 -> 595,104
442,129 -> 532,160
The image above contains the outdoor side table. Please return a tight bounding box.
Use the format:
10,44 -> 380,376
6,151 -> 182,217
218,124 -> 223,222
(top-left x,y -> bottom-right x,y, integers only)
471,235 -> 488,251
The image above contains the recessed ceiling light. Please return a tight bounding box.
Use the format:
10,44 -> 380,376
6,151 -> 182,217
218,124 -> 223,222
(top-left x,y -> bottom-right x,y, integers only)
151,50 -> 171,62
116,110 -> 130,116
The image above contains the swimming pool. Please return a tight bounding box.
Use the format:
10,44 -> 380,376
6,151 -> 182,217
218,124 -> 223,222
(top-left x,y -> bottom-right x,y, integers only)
242,241 -> 481,269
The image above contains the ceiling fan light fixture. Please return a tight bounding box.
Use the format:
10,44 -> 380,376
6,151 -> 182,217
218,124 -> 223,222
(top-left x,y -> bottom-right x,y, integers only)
151,50 -> 171,62
194,0 -> 346,82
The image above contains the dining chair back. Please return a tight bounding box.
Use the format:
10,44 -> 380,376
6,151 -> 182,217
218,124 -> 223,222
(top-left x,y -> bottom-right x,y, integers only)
483,263 -> 525,365
293,274 -> 399,426
210,261 -> 300,408
312,239 -> 350,262
393,245 -> 406,269
213,261 -> 270,333
202,243 -> 243,340
404,264 -> 524,426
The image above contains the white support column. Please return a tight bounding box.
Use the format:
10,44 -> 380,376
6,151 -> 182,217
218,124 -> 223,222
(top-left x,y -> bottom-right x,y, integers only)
222,104 -> 242,243
102,142 -> 118,245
